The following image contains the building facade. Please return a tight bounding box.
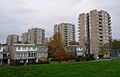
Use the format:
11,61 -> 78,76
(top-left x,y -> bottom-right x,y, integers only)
54,23 -> 75,46
6,34 -> 19,45
21,32 -> 28,43
21,28 -> 45,45
78,9 -> 112,55
0,45 -> 3,65
44,37 -> 50,45
9,44 -> 48,64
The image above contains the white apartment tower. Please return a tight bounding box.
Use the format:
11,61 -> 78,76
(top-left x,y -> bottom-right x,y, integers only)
78,9 -> 112,55
54,23 -> 75,46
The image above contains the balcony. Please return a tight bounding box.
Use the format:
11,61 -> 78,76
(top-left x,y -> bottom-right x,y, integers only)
98,27 -> 103,29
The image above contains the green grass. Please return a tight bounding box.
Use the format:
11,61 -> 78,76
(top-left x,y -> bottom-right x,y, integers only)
0,60 -> 120,77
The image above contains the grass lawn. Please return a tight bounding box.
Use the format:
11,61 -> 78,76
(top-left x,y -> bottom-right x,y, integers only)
0,60 -> 120,77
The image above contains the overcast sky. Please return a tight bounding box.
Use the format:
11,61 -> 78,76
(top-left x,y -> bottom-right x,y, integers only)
0,0 -> 120,43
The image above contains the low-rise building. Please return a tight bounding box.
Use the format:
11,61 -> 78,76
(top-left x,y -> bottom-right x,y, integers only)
9,44 -> 48,65
3,45 -> 10,65
0,45 -> 3,65
65,45 -> 84,57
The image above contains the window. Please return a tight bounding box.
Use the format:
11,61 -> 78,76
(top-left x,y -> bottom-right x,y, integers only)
28,47 -> 31,50
23,47 -> 26,50
31,53 -> 35,57
18,47 -> 21,50
17,53 -> 20,57
28,53 -> 30,57
34,53 -> 36,57
21,53 -> 23,57
99,36 -> 103,38
33,47 -> 36,50
99,32 -> 103,34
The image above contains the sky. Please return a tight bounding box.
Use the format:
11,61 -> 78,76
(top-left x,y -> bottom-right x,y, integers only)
0,0 -> 120,43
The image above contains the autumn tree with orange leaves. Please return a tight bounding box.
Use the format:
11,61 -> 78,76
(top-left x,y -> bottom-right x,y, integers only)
50,32 -> 64,52
49,32 -> 75,63
49,32 -> 66,60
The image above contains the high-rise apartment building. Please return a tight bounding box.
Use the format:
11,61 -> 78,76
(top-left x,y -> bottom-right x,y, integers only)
6,34 -> 19,45
21,32 -> 28,43
54,23 -> 75,46
78,9 -> 112,55
21,28 -> 45,45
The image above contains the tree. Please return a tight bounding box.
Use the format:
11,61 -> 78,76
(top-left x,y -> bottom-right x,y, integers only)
50,32 -> 63,52
49,32 -> 75,63
49,32 -> 64,61
99,47 -> 107,58
52,50 -> 75,63
52,50 -> 66,60
111,39 -> 120,57
112,39 -> 120,50
98,42 -> 111,58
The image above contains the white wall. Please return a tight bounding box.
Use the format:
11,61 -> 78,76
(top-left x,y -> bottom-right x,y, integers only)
0,46 -> 3,52
0,46 -> 3,59
9,44 -> 48,61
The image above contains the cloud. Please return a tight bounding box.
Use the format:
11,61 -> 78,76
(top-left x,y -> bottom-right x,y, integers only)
0,0 -> 120,43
